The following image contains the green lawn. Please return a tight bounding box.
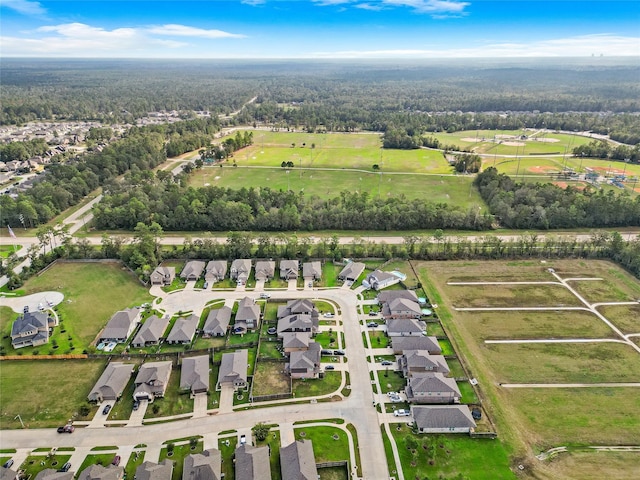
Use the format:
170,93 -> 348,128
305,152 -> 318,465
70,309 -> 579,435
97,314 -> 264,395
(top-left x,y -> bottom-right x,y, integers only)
598,304 -> 640,334
377,371 -> 406,394
144,370 -> 193,419
292,371 -> 342,398
292,425 -> 349,462
0,360 -> 103,428
389,425 -> 514,480
124,450 -> 146,480
77,454 -> 118,475
321,263 -> 339,287
19,455 -> 72,479
159,441 -> 202,480
0,245 -> 21,258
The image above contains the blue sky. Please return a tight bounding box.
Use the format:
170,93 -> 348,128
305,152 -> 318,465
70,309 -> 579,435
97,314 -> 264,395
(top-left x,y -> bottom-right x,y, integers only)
1,0 -> 639,58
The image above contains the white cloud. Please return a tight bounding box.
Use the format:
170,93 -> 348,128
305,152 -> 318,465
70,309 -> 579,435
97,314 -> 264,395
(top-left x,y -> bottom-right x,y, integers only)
355,3 -> 384,11
0,0 -> 45,16
147,24 -> 246,39
312,34 -> 640,58
241,0 -> 266,5
383,0 -> 469,15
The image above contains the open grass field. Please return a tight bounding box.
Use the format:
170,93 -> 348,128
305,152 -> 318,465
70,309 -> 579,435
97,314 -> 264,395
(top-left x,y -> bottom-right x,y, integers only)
0,359 -> 104,428
446,283 -> 581,308
598,304 -> 640,334
292,425 -> 350,463
567,277 -> 640,304
251,361 -> 290,397
190,166 -> 483,207
533,449 -> 640,480
12,262 -> 153,352
414,258 -> 640,478
454,310 -> 616,340
388,424 -> 514,480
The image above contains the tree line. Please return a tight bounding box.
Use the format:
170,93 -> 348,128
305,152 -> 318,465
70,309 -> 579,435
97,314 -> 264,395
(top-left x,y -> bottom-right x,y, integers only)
573,140 -> 640,163
475,168 -> 640,229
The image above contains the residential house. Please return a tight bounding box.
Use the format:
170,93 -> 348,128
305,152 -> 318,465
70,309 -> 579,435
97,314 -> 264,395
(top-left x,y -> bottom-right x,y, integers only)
133,361 -> 172,402
377,290 -> 418,304
166,315 -> 199,344
280,260 -> 299,280
302,262 -> 322,282
181,261 -> 206,281
281,332 -> 312,353
1,467 -> 19,480
99,308 -> 141,343
277,299 -> 319,319
235,297 -> 260,332
217,349 -> 248,390
76,465 -> 124,480
405,373 -> 461,404
337,261 -> 365,282
203,306 -> 232,337
182,449 -> 222,480
399,351 -> 450,377
411,405 -> 476,434
88,362 -> 134,402
382,298 -> 422,320
287,342 -> 321,379
131,315 -> 170,348
254,261 -> 276,282
135,461 -> 174,480
11,311 -> 54,348
386,318 -> 427,337
230,259 -> 252,285
391,336 -> 442,355
180,355 -> 210,394
280,440 -> 317,480
34,470 -> 73,480
363,270 -> 401,290
234,445 -> 271,480
277,314 -> 318,337
150,266 -> 175,286
205,261 -> 227,284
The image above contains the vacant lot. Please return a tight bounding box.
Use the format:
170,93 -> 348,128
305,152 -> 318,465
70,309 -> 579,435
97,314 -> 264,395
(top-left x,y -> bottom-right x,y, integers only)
455,310 -> 615,341
598,304 -> 640,334
251,361 -> 290,397
534,449 -> 640,480
446,283 -> 581,308
568,277 -> 640,304
0,360 -> 104,428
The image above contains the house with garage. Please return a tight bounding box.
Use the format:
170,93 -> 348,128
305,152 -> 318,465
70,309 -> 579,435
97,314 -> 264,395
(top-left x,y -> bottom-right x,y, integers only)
302,261 -> 322,283
132,315 -> 170,348
391,336 -> 442,355
277,299 -> 319,319
180,261 -> 206,281
150,266 -> 175,286
386,318 -> 427,337
382,297 -> 422,320
166,314 -> 199,344
234,444 -> 272,480
280,259 -> 299,280
88,362 -> 134,402
135,461 -> 174,480
77,465 -> 124,480
281,332 -> 312,354
280,440 -> 317,480
363,269 -> 402,290
203,306 -> 232,337
399,351 -> 450,377
337,261 -> 365,283
277,314 -> 318,337
180,355 -> 210,395
254,260 -> 276,282
182,449 -> 222,480
99,308 -> 140,343
230,259 -> 252,285
411,405 -> 476,434
235,297 -> 261,332
2,466 -> 19,480
217,349 -> 248,391
133,361 -> 172,402
405,373 -> 461,404
11,311 -> 55,349
287,341 -> 321,379
34,470 -> 73,480
205,260 -> 227,284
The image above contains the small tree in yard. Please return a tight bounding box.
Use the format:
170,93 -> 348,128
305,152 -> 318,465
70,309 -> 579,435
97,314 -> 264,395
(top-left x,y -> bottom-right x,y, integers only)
252,422 -> 270,441
189,437 -> 198,449
167,443 -> 175,456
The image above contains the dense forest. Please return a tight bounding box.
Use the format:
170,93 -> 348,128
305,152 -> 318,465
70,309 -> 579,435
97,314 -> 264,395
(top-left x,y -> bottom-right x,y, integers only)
2,59 -> 640,145
475,168 -> 640,229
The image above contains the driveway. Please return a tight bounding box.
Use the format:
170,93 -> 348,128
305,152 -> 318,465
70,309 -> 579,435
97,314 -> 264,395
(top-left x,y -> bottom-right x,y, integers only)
254,280 -> 265,291
193,393 -> 208,418
0,291 -> 64,313
218,386 -> 236,414
126,400 -> 148,427
287,278 -> 298,290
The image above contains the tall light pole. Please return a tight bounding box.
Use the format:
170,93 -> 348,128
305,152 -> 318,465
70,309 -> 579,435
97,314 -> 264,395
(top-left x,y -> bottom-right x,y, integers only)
15,414 -> 25,428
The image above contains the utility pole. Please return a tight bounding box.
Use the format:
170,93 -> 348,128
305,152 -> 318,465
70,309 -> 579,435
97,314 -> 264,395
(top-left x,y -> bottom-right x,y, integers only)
15,414 -> 25,428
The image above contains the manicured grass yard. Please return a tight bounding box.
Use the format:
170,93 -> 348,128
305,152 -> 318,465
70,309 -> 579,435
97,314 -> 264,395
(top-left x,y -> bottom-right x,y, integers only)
321,262 -> 339,287
0,360 -> 103,428
389,424 -> 514,480
124,450 -> 146,480
77,453 -> 118,474
144,370 -> 193,419
292,425 -> 349,463
292,371 -> 342,397
159,441 -> 203,480
19,454 -> 72,479
377,371 -> 406,394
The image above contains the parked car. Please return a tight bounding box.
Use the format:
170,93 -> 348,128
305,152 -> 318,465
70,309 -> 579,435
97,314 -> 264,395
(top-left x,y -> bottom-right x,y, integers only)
323,313 -> 334,318
133,400 -> 140,411
394,409 -> 410,417
380,360 -> 393,366
324,365 -> 335,370
389,394 -> 402,403
308,282 -> 313,287
203,282 -> 209,289
367,322 -> 378,327
239,434 -> 247,445
111,456 -> 121,466
368,311 -> 378,316
57,424 -> 74,433
102,404 -> 112,415
333,350 -> 345,356
23,305 -> 29,313
3,460 -> 14,469
259,293 -> 271,299
321,349 -> 333,356
58,463 -> 71,473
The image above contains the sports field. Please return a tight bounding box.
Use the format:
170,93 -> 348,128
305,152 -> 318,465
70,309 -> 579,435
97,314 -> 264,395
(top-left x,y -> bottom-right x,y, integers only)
415,259 -> 640,479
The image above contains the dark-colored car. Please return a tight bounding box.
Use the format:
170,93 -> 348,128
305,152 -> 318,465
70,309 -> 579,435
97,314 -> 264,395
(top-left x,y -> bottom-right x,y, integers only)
367,322 -> 378,327
58,463 -> 71,473
133,400 -> 140,411
111,456 -> 121,466
333,350 -> 345,356
381,360 -> 393,366
368,311 -> 378,316
57,425 -> 74,433
3,460 -> 14,469
102,404 -> 112,415
23,305 -> 29,314
324,365 -> 335,370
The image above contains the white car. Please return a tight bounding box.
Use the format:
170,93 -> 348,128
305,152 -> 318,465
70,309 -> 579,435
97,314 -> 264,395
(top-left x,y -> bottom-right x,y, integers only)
394,409 -> 410,417
259,293 -> 271,299
323,313 -> 334,318
104,342 -> 117,352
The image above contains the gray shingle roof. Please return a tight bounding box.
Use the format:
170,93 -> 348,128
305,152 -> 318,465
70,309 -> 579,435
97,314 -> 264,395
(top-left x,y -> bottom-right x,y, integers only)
377,290 -> 418,304
391,336 -> 441,355
180,355 -> 210,393
234,445 -> 271,480
280,260 -> 299,279
254,261 -> 275,281
11,311 -> 49,337
167,315 -> 199,343
280,440 -> 317,480
277,314 -> 316,336
386,318 -> 426,334
34,470 -> 73,480
411,405 -> 476,430
77,465 -> 124,480
181,261 -> 206,280
401,351 -> 449,376
203,306 -> 232,336
150,266 -> 175,285
218,349 -> 248,387
288,342 -> 321,373
101,308 -> 139,341
132,315 -> 170,346
337,262 -> 365,280
282,332 -> 311,349
182,449 -> 221,480
135,461 -> 173,480
88,362 -> 134,402
406,373 -> 461,396
302,262 -> 321,279
230,259 -> 252,282
236,297 -> 260,323
205,261 -> 227,282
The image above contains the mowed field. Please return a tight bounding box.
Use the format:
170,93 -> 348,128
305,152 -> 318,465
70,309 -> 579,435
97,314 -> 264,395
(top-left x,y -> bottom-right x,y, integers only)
415,259 -> 640,478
